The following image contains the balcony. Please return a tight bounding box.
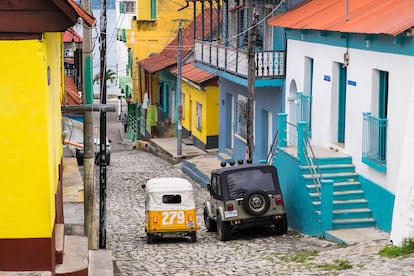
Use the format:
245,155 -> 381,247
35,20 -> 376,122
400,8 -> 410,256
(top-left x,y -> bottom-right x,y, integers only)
362,112 -> 387,172
194,40 -> 286,80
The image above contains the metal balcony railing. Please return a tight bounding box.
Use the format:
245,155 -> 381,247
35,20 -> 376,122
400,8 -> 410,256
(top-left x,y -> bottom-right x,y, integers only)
194,40 -> 286,80
362,112 -> 387,168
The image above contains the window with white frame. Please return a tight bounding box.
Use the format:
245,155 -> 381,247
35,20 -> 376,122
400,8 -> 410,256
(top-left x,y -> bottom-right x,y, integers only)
196,102 -> 202,131
236,95 -> 247,139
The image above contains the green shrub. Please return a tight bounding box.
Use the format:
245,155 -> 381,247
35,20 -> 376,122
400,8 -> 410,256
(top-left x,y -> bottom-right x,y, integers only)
379,237 -> 414,258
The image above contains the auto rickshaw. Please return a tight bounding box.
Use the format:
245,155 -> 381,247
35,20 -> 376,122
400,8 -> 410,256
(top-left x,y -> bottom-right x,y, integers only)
142,177 -> 198,243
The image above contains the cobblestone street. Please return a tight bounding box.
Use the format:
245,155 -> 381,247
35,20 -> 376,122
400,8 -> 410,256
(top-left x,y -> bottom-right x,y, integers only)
95,101 -> 414,275
104,149 -> 414,276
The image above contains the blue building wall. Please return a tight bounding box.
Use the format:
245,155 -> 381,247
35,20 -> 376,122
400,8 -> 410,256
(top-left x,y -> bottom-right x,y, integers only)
359,175 -> 395,232
274,149 -> 323,236
218,79 -> 284,163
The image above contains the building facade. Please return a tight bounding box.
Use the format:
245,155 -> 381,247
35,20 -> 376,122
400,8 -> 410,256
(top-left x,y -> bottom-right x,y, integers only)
0,1 -> 94,273
269,0 -> 414,244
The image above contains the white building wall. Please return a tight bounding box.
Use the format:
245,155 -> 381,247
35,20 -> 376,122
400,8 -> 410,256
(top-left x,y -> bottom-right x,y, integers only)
285,39 -> 414,194
286,38 -> 414,245
391,97 -> 414,245
115,0 -> 133,79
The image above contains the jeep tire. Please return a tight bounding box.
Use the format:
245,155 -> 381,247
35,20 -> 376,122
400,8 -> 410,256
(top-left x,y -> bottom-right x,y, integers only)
217,215 -> 231,241
242,190 -> 270,216
204,206 -> 217,232
275,215 -> 288,235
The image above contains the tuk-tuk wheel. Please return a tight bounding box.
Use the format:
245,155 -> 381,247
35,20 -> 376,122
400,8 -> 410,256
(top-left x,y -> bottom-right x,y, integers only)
146,233 -> 154,244
190,232 -> 197,242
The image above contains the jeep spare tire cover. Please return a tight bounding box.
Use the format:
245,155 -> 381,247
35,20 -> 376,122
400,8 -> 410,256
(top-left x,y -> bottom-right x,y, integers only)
243,190 -> 270,216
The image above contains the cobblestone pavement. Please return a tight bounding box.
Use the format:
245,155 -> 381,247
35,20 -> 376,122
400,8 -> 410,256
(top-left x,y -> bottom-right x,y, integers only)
105,149 -> 414,276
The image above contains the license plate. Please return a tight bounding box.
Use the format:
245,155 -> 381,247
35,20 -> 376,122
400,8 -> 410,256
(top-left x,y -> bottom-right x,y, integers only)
224,210 -> 238,218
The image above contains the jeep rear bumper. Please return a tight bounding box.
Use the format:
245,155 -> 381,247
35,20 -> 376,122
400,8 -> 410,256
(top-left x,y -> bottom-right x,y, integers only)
228,214 -> 286,229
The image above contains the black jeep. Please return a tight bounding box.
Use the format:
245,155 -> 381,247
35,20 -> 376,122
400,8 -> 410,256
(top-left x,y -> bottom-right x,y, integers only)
203,163 -> 287,241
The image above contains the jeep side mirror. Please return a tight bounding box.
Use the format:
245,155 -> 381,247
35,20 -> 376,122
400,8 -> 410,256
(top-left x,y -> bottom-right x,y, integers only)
141,184 -> 146,189
207,184 -> 211,191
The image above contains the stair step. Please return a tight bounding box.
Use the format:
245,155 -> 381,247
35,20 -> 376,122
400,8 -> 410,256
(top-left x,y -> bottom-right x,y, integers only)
55,223 -> 65,264
89,250 -> 114,276
55,235 -> 88,276
315,156 -> 353,166
309,190 -> 364,197
300,163 -> 355,174
310,189 -> 365,201
333,217 -> 376,229
313,198 -> 369,210
333,208 -> 372,220
303,172 -> 359,183
306,181 -> 361,193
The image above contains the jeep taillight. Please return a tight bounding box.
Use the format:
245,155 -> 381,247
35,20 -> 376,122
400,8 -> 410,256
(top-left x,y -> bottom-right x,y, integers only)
227,203 -> 234,211
275,198 -> 283,205
188,214 -> 193,222
153,216 -> 158,223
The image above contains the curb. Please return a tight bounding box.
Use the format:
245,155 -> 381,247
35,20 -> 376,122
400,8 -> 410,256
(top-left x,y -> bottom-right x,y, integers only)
182,160 -> 210,189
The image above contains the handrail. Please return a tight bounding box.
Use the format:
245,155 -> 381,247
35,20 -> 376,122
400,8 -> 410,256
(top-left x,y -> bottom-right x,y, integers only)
266,129 -> 279,165
302,135 -> 323,199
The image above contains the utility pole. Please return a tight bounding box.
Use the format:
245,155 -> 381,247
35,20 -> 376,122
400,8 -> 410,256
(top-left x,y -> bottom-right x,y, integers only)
81,0 -> 97,249
99,0 -> 108,249
175,19 -> 187,156
247,1 -> 257,160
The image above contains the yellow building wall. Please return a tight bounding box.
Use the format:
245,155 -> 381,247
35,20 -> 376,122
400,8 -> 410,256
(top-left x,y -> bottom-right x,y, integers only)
128,0 -> 198,61
182,82 -> 219,144
127,0 -> 203,104
0,33 -> 63,239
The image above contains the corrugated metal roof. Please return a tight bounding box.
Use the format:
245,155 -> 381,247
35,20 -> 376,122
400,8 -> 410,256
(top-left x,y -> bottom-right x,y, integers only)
63,75 -> 81,105
267,0 -> 414,36
170,63 -> 216,85
139,8 -> 219,73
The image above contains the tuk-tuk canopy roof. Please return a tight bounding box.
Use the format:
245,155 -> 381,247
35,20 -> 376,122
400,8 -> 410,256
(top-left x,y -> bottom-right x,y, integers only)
145,178 -> 195,211
146,177 -> 193,193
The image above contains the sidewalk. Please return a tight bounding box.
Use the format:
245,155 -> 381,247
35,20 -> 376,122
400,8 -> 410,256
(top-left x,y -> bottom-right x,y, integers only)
144,137 -> 223,188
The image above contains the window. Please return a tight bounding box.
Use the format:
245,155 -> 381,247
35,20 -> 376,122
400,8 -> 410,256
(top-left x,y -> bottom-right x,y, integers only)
120,1 -> 135,14
150,0 -> 157,20
162,195 -> 182,204
196,102 -> 202,131
124,1 -> 135,13
236,95 -> 247,139
362,70 -> 388,172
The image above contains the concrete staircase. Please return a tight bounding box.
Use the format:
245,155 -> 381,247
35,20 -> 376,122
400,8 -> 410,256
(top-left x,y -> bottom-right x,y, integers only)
56,223 -> 114,276
301,155 -> 376,229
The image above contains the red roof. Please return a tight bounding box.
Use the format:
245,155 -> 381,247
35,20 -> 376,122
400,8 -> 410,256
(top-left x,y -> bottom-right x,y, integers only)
170,63 -> 216,85
63,75 -> 81,105
268,0 -> 414,36
139,9 -> 219,73
66,0 -> 95,27
64,28 -> 83,42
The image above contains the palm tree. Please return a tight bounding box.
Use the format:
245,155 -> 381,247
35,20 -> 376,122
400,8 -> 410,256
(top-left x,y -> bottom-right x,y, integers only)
93,69 -> 116,85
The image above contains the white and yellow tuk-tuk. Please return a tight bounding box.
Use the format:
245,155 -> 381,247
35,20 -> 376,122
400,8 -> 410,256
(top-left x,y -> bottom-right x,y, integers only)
142,177 -> 198,243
